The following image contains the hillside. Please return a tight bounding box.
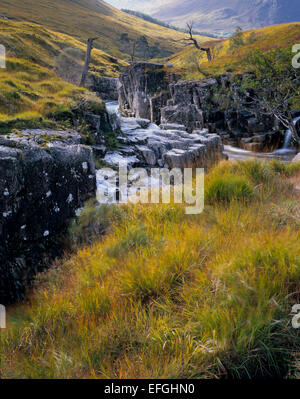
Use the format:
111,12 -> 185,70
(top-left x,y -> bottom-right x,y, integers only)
0,0 -> 211,59
164,23 -> 300,79
0,19 -> 126,76
150,0 -> 300,37
0,19 -> 125,133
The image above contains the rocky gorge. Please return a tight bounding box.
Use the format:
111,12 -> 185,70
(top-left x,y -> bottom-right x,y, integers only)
1,61 -> 299,304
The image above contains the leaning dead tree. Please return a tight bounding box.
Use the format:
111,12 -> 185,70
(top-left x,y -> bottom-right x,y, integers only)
130,39 -> 137,63
80,37 -> 98,87
182,22 -> 212,62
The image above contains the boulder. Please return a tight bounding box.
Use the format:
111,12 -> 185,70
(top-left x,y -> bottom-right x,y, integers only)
161,104 -> 204,133
83,111 -> 111,144
159,79 -> 217,133
136,145 -> 157,166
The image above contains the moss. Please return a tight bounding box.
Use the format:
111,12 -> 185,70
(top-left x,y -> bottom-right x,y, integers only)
102,129 -> 121,150
46,107 -> 74,123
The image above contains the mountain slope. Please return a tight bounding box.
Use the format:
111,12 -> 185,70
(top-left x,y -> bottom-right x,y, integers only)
0,0 -> 210,58
0,18 -> 126,76
0,18 -> 125,132
165,23 -> 300,79
150,0 -> 300,36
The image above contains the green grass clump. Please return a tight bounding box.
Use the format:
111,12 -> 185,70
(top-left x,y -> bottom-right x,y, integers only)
1,160 -> 300,379
205,174 -> 255,204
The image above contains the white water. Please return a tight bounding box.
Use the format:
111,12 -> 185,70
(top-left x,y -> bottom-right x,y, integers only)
283,116 -> 300,149
225,117 -> 300,162
224,145 -> 296,162
106,101 -> 120,116
271,116 -> 300,158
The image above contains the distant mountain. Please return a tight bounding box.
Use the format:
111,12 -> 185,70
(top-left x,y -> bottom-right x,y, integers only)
144,0 -> 300,36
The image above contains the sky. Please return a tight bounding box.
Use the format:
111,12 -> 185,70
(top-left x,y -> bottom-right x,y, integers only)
105,0 -> 164,13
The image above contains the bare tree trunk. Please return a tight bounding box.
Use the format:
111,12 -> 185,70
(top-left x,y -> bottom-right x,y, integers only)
130,40 -> 137,63
205,48 -> 212,62
182,22 -> 212,63
80,37 -> 98,87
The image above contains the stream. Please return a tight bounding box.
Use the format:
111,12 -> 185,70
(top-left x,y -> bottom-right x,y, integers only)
225,117 -> 300,162
224,145 -> 296,162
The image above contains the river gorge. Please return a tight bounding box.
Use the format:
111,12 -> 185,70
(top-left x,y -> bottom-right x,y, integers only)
1,61 -> 299,304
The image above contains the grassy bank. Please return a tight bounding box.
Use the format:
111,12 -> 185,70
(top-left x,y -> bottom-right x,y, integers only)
1,160 -> 300,379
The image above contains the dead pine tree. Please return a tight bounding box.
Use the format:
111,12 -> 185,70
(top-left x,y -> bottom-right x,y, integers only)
80,37 -> 98,87
182,22 -> 212,62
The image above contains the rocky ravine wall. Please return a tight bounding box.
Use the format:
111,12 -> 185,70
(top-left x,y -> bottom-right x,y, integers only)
88,75 -> 119,101
0,129 -> 96,304
118,63 -> 286,152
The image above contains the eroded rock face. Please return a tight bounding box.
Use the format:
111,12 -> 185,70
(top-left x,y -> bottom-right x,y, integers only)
88,76 -> 119,100
118,62 -> 170,120
240,132 -> 282,152
0,129 -> 96,304
117,65 -> 287,150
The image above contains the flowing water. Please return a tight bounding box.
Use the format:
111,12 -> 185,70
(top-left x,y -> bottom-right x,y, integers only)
225,116 -> 300,162
224,145 -> 296,162
283,116 -> 300,150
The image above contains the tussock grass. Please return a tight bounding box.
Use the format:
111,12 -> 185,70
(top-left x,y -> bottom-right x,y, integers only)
1,160 -> 300,379
205,174 -> 255,204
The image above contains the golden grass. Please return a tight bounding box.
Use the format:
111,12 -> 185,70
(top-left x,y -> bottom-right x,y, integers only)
1,160 -> 300,379
0,55 -> 110,135
0,19 -> 127,76
0,19 -> 126,130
